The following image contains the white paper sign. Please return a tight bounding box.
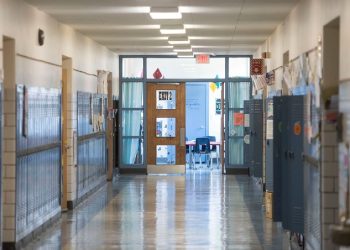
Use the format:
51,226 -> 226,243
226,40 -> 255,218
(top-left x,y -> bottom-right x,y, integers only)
244,114 -> 250,127
266,120 -> 274,139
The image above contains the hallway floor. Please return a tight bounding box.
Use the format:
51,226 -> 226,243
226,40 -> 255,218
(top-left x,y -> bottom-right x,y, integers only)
24,171 -> 300,249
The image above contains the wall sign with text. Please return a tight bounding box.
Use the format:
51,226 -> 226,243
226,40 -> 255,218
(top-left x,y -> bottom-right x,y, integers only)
156,90 -> 176,109
216,98 -> 221,114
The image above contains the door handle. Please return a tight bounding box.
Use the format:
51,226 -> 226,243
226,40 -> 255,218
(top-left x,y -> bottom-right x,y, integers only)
180,128 -> 185,147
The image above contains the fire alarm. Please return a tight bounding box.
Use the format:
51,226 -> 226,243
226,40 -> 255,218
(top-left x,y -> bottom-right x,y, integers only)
38,29 -> 45,46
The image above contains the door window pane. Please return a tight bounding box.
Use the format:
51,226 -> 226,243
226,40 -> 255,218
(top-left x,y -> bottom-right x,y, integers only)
228,82 -> 250,108
228,138 -> 244,165
122,82 -> 143,108
229,57 -> 250,78
122,138 -> 143,165
156,145 -> 176,165
156,118 -> 176,137
122,58 -> 143,78
147,58 -> 225,79
122,110 -> 143,136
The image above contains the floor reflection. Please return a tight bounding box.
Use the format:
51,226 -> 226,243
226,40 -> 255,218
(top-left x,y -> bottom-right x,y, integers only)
23,171 -> 301,250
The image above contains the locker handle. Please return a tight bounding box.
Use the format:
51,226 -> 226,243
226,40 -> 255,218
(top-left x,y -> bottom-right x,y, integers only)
267,140 -> 270,146
284,151 -> 288,159
289,151 -> 295,159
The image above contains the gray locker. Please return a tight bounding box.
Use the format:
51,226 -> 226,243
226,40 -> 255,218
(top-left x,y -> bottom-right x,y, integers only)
265,98 -> 274,192
278,96 -> 304,234
250,99 -> 263,178
287,96 -> 304,234
243,100 -> 252,174
272,96 -> 284,222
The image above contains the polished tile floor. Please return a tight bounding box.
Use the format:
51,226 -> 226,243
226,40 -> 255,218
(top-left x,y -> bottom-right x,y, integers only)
24,170 -> 300,249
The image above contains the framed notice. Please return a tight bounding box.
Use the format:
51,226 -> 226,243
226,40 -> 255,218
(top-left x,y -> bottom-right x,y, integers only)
156,90 -> 176,109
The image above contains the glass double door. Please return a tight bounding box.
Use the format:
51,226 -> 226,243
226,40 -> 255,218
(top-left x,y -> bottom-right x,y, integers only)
146,83 -> 186,174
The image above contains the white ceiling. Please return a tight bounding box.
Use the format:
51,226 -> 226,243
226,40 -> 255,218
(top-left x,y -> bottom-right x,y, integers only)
24,0 -> 299,55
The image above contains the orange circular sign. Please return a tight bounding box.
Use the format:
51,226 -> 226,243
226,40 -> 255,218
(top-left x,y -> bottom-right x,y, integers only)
294,122 -> 302,136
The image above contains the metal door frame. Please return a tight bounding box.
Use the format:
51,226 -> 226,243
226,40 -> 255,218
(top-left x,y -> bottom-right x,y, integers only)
119,55 -> 252,174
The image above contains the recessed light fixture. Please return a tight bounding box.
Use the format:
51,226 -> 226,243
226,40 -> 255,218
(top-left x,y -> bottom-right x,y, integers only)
160,24 -> 186,35
150,7 -> 182,19
177,52 -> 194,58
168,37 -> 190,45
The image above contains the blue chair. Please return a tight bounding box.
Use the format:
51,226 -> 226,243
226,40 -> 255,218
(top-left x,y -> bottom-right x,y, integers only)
192,137 -> 211,169
205,136 -> 219,169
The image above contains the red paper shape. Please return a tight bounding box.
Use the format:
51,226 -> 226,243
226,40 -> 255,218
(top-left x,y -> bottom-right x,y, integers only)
234,113 -> 244,126
153,68 -> 163,79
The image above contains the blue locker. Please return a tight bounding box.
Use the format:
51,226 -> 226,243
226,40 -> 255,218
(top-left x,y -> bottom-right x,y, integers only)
287,96 -> 304,234
243,100 -> 252,174
265,98 -> 274,192
276,96 -> 304,234
272,96 -> 284,222
250,99 -> 263,178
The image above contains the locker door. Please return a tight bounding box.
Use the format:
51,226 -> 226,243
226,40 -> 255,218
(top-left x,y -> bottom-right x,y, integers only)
252,99 -> 263,178
243,100 -> 252,173
280,96 -> 291,230
287,96 -> 304,234
248,101 -> 255,176
272,96 -> 283,222
265,98 -> 274,191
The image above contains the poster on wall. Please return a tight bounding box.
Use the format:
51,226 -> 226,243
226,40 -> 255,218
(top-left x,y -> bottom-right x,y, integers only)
250,59 -> 264,75
234,113 -> 244,126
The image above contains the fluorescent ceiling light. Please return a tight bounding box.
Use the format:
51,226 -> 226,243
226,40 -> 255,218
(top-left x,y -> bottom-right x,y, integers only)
174,48 -> 192,52
177,52 -> 194,58
173,45 -> 192,52
168,37 -> 190,45
160,24 -> 186,35
150,7 -> 182,19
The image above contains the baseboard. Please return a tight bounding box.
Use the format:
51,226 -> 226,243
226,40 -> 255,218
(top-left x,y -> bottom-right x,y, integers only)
225,168 -> 249,175
119,168 -> 147,175
3,211 -> 61,249
67,178 -> 107,210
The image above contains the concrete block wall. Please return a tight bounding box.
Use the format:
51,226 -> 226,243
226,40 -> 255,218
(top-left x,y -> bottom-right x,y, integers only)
3,86 -> 16,243
321,120 -> 339,250
66,92 -> 77,204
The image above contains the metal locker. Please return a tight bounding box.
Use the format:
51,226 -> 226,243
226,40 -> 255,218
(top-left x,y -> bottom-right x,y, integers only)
250,99 -> 263,178
272,96 -> 284,222
243,100 -> 252,174
287,95 -> 304,234
265,98 -> 274,192
15,85 -> 61,240
279,96 -> 304,234
76,92 -> 107,200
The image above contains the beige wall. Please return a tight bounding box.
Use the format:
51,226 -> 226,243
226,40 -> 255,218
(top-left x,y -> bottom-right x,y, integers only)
0,0 -> 119,91
255,0 -> 343,75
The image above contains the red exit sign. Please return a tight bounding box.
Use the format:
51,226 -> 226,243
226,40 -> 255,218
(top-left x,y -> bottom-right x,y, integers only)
196,54 -> 210,64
